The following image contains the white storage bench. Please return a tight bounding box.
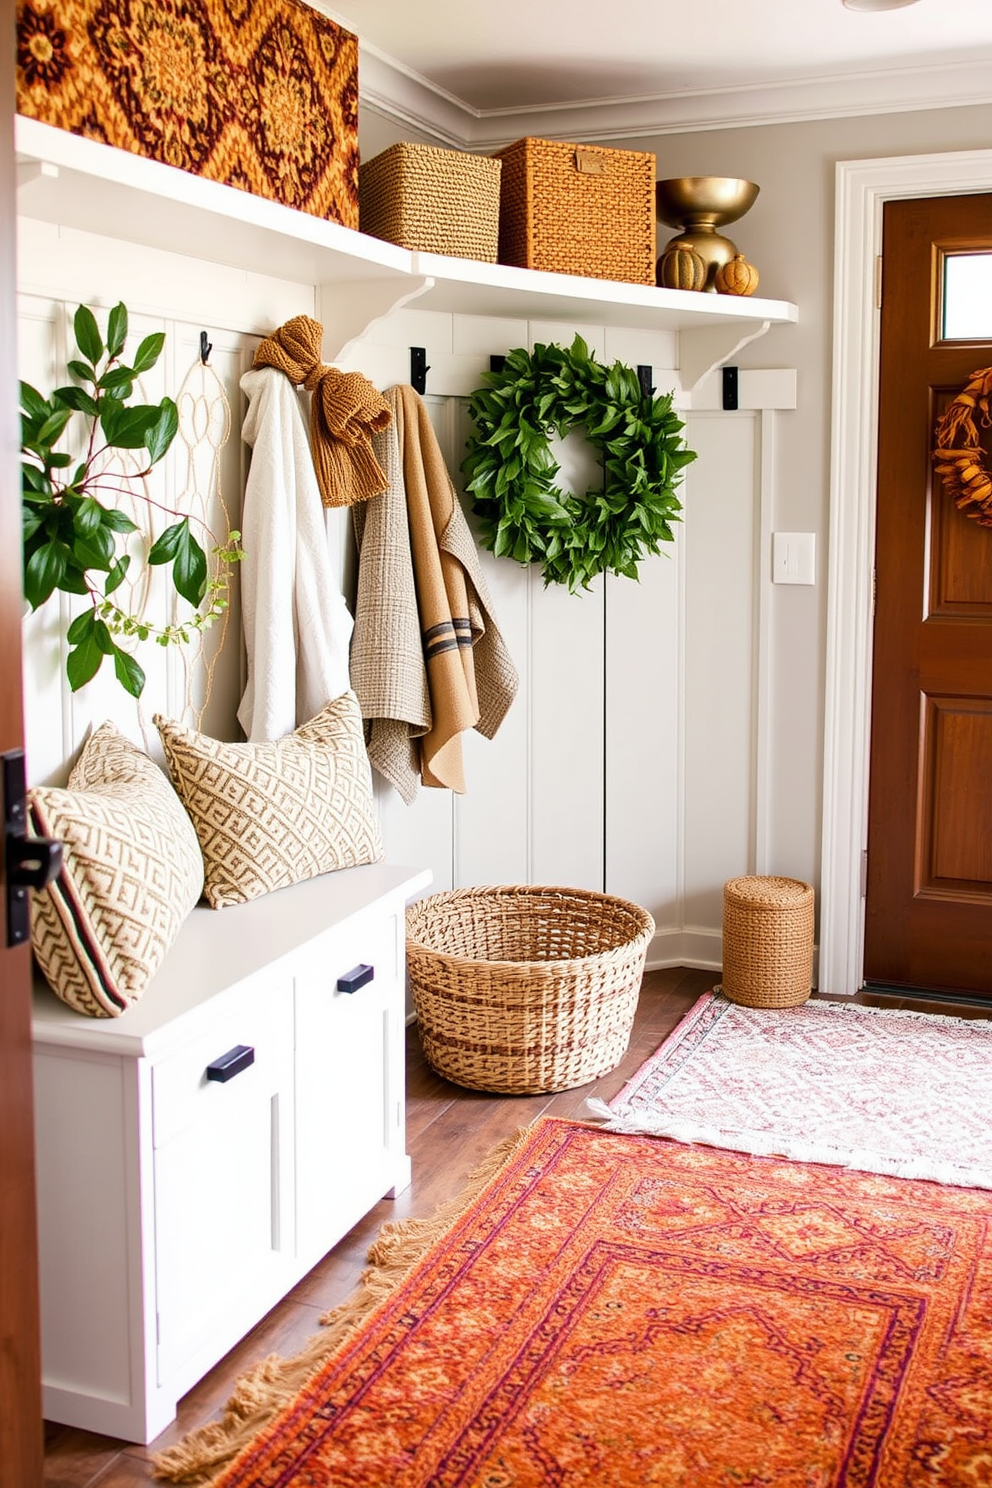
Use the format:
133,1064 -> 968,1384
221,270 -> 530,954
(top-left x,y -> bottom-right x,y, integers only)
31,862 -> 430,1444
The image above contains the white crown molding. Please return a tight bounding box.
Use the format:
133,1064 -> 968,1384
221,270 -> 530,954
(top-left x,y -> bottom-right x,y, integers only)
358,45 -> 992,148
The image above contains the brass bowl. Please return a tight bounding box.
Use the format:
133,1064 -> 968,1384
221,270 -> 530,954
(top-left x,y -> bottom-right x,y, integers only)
655,177 -> 760,230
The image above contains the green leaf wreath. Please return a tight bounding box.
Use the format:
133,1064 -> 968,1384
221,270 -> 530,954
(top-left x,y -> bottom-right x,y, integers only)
462,335 -> 696,592
21,302 -> 242,698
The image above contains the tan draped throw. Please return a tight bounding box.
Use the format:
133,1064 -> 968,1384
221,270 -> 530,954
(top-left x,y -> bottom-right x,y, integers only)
351,384 -> 519,802
253,315 -> 391,507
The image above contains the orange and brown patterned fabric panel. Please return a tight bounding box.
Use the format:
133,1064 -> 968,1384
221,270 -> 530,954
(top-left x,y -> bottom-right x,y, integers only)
16,0 -> 359,225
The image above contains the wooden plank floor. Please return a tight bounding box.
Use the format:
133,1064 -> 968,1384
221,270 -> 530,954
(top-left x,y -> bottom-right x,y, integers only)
41,967 -> 992,1486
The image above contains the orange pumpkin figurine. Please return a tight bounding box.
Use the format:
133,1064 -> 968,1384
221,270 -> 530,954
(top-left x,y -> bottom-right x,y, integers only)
715,253 -> 759,296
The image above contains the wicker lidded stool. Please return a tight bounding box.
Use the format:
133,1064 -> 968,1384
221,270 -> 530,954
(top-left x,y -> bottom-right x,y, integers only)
406,885 -> 655,1095
721,875 -> 814,1008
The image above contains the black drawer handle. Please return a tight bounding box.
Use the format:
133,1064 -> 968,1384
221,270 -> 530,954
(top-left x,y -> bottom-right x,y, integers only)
206,1045 -> 255,1083
336,963 -> 374,995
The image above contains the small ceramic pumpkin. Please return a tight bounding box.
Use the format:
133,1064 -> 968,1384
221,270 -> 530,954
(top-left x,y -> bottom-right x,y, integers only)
715,253 -> 759,297
657,240 -> 707,292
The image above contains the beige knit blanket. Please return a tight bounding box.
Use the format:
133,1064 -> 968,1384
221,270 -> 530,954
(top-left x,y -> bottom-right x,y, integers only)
351,385 -> 518,803
253,315 -> 391,508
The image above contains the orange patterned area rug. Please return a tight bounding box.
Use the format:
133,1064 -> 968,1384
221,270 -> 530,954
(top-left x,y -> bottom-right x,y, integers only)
159,1117 -> 992,1487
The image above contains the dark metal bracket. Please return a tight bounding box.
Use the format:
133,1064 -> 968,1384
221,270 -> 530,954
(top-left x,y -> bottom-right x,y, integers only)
636,364 -> 655,400
199,330 -> 212,364
722,365 -> 739,411
410,346 -> 430,395
3,749 -> 63,948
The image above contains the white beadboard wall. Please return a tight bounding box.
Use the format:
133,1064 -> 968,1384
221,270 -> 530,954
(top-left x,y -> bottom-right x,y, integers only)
18,211 -> 767,971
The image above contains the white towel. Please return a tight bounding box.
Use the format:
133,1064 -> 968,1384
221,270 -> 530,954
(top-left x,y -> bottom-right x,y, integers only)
237,366 -> 353,742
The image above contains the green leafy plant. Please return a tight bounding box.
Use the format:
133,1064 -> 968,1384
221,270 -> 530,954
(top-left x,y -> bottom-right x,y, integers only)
462,335 -> 696,592
21,302 -> 241,698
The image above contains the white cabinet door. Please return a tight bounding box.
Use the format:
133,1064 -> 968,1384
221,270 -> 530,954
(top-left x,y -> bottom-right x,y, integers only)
152,980 -> 294,1386
294,911 -> 405,1268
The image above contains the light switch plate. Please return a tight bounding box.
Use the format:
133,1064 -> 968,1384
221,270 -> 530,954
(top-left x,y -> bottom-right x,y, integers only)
772,531 -> 816,585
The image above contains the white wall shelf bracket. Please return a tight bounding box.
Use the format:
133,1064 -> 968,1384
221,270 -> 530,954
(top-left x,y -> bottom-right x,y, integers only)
680,319 -> 773,394
17,159 -> 59,191
319,275 -> 435,363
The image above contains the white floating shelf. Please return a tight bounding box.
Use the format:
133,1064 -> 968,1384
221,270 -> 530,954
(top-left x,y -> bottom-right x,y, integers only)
15,115 -> 798,340
412,250 -> 797,334
15,116 -> 411,288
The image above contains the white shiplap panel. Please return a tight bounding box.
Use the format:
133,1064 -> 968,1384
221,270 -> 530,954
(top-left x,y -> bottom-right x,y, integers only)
529,575 -> 605,891
448,399 -> 531,888
376,781 -> 454,904
604,545 -> 682,930
682,411 -> 759,933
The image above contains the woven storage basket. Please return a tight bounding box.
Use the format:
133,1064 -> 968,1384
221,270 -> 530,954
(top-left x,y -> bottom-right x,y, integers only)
359,142 -> 502,261
406,885 -> 655,1095
721,876 -> 814,1009
492,137 -> 656,285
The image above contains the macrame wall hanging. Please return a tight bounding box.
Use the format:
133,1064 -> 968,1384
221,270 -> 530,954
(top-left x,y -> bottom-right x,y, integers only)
167,350 -> 236,729
129,348 -> 238,745
932,366 -> 992,527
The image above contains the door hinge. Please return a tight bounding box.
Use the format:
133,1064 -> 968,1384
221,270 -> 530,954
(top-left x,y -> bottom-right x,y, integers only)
860,850 -> 868,898
3,748 -> 63,948
875,254 -> 883,311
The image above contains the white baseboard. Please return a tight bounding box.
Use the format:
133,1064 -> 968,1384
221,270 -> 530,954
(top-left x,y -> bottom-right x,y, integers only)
646,928 -> 723,973
645,928 -> 822,988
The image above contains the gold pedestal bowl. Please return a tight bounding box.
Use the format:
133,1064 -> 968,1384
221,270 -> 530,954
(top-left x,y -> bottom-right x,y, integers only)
656,177 -> 759,291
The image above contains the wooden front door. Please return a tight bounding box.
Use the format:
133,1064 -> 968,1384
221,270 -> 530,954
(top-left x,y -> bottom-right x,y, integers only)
0,0 -> 44,1478
865,193 -> 992,998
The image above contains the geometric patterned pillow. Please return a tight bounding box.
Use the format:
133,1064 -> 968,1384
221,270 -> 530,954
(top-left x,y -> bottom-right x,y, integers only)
154,690 -> 384,910
28,722 -> 205,1018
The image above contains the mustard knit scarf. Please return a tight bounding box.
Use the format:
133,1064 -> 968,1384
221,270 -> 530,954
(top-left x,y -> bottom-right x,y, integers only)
253,315 -> 392,507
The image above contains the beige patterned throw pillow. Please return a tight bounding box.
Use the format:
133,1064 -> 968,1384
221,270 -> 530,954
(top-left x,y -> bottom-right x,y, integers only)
154,691 -> 384,909
29,723 -> 205,1018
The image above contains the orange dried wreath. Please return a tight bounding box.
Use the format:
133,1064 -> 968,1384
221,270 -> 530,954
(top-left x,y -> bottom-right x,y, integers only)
932,366 -> 992,527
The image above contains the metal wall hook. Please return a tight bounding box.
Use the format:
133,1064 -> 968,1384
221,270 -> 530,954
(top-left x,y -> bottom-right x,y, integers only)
637,364 -> 655,400
199,330 -> 212,365
410,346 -> 430,395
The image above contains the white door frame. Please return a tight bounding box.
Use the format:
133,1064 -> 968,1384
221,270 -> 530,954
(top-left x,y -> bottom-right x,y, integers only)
819,149 -> 992,997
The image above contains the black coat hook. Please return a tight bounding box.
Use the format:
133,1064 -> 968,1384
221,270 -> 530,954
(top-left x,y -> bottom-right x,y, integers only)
200,330 -> 212,364
637,364 -> 655,400
410,346 -> 429,396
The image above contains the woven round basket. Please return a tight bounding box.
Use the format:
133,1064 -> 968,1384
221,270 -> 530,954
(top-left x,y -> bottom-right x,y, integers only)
406,885 -> 655,1095
721,875 -> 814,1009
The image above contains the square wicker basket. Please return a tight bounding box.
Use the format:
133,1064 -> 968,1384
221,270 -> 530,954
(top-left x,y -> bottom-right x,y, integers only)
493,137 -> 656,285
359,141 -> 502,261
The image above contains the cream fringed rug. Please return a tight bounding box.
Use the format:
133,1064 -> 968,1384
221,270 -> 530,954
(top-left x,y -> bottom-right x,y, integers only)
588,989 -> 992,1189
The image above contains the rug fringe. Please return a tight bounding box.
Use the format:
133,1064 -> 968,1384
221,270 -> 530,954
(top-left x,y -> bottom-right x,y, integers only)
584,1103 -> 992,1190
152,1127 -> 534,1484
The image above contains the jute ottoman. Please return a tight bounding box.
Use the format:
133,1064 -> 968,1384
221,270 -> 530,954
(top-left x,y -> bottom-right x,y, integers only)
721,875 -> 814,1008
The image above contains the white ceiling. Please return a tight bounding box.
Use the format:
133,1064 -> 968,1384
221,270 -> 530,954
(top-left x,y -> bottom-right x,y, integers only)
319,0 -> 992,143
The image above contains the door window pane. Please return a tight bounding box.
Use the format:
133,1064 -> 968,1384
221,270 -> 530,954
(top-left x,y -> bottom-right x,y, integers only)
942,253 -> 992,341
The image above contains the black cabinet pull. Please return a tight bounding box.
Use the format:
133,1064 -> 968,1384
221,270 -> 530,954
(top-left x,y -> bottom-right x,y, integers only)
206,1045 -> 255,1083
336,963 -> 374,995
